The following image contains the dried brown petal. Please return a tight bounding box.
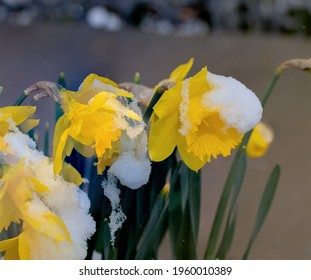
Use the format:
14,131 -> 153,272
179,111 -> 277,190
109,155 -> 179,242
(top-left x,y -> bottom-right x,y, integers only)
278,58 -> 311,73
24,81 -> 62,103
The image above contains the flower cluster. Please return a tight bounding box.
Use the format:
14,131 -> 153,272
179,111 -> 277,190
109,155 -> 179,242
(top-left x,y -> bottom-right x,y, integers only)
0,58 -> 268,259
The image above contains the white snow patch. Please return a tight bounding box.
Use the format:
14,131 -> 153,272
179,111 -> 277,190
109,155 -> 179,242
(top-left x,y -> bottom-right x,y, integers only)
203,72 -> 263,134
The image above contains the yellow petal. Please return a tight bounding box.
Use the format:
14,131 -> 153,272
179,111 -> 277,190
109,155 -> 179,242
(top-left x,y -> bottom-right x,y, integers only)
81,73 -> 118,90
74,142 -> 94,158
176,134 -> 205,171
246,122 -> 274,158
81,73 -> 133,98
169,57 -> 194,83
61,162 -> 83,186
0,236 -> 20,260
19,119 -> 40,133
0,160 -> 31,231
190,113 -> 241,156
24,207 -> 71,243
18,232 -> 31,260
188,67 -> 212,98
53,114 -> 70,158
0,178 -> 8,200
0,106 -> 36,126
148,113 -> 179,162
155,58 -> 194,90
53,128 -> 70,174
153,82 -> 182,118
0,122 -> 9,136
30,177 -> 50,193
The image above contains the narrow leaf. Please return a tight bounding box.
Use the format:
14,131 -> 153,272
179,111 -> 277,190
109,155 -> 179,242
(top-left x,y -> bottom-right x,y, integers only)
176,200 -> 197,259
215,208 -> 238,260
135,190 -> 168,260
189,169 -> 201,244
168,161 -> 183,257
214,150 -> 247,259
204,144 -> 248,259
242,164 -> 281,259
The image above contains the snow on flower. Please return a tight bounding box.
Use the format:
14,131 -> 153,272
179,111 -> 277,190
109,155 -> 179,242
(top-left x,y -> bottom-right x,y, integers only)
0,115 -> 95,260
148,64 -> 263,171
53,74 -> 147,176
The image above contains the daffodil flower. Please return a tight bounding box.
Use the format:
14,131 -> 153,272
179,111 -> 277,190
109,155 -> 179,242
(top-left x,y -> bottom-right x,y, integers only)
149,66 -> 263,171
246,122 -> 274,158
0,121 -> 95,259
53,74 -> 145,175
0,106 -> 37,153
0,159 -> 71,259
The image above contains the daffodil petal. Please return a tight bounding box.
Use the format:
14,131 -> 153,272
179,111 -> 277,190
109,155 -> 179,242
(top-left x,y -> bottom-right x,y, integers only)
153,83 -> 182,118
169,57 -> 194,83
54,128 -> 70,174
24,206 -> 71,243
53,114 -> 70,158
19,119 -> 40,133
18,232 -> 31,260
61,162 -> 83,186
30,177 -> 50,193
176,134 -> 205,171
0,106 -> 36,126
0,236 -> 20,260
246,122 -> 274,158
148,113 -> 179,162
81,73 -> 118,89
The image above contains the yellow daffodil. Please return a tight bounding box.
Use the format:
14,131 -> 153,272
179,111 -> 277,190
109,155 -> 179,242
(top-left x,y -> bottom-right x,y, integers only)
0,159 -> 71,259
53,74 -> 144,175
0,106 -> 37,152
0,157 -> 95,259
246,122 -> 274,158
149,66 -> 263,171
0,121 -> 95,259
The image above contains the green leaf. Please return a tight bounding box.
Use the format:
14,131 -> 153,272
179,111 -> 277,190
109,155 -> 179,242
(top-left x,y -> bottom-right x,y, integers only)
214,149 -> 247,259
173,163 -> 200,259
204,145 -> 247,260
168,161 -> 183,257
242,164 -> 281,260
44,122 -> 50,157
135,188 -> 168,260
116,187 -> 137,259
102,219 -> 111,260
176,199 -> 197,259
215,208 -> 238,260
189,169 -> 201,244
13,91 -> 28,106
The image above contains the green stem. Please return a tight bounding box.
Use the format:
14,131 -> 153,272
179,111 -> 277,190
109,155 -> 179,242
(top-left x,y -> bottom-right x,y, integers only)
44,122 -> 50,157
260,70 -> 282,108
13,91 -> 28,106
134,72 -> 140,84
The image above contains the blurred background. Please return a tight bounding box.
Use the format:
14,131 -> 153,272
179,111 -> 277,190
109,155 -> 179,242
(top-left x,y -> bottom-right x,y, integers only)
1,0 -> 311,36
1,0 -> 311,260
